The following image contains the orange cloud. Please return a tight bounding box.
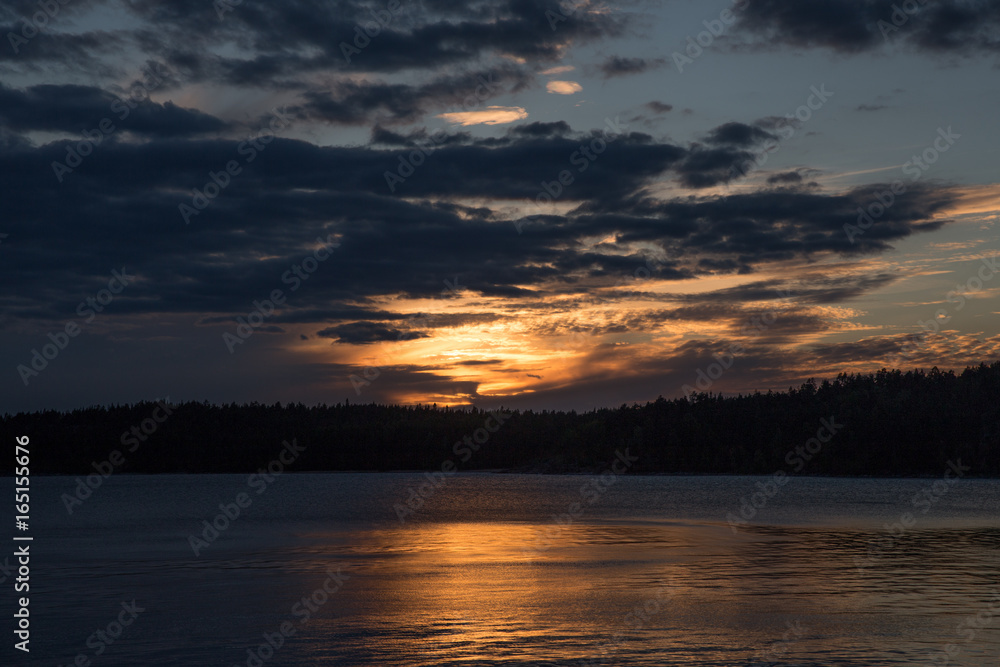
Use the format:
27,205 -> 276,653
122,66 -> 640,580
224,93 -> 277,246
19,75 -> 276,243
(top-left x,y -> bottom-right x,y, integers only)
437,106 -> 529,126
546,81 -> 583,95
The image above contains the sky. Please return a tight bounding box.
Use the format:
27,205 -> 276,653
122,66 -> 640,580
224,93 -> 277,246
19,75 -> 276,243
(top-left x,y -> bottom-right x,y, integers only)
1,0 -> 999,413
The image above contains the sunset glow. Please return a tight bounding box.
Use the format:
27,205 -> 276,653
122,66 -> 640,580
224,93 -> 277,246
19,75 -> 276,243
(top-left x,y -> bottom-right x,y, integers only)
2,0 -> 998,413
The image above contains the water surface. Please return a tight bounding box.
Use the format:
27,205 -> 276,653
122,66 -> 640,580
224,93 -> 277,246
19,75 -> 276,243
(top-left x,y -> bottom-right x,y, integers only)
23,473 -> 1000,666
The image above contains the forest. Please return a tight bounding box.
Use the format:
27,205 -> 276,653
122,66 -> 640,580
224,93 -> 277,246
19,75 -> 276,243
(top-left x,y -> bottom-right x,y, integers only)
4,362 -> 1000,477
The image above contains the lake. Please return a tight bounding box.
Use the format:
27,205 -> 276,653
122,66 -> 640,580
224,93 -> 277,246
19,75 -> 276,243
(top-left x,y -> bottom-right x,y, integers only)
21,473 -> 1000,666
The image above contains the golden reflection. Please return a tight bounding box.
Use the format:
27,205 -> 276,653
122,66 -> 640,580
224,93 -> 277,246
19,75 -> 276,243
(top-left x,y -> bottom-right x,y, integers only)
291,518 -> 1000,664
333,521 -> 694,664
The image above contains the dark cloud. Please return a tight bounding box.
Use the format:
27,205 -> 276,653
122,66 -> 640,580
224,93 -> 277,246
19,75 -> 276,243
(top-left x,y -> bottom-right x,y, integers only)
378,130 -> 687,200
675,146 -> 755,188
2,0 -> 629,117
290,67 -> 530,126
856,104 -> 888,111
602,182 -> 955,259
317,322 -> 430,345
0,0 -> 122,67
371,125 -> 424,146
509,121 -> 572,137
644,101 -> 674,114
0,126 -> 32,150
733,0 -> 1000,55
0,83 -> 228,137
703,122 -> 777,148
117,0 -> 628,87
597,55 -> 666,78
370,125 -> 473,147
767,170 -> 804,185
0,112 -> 956,340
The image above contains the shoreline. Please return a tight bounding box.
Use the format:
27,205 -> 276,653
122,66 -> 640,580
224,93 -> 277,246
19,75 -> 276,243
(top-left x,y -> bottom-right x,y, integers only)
10,470 -> 1000,479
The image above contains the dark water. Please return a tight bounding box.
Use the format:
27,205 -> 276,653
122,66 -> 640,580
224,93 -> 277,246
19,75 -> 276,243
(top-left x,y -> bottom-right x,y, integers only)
18,473 -> 1000,666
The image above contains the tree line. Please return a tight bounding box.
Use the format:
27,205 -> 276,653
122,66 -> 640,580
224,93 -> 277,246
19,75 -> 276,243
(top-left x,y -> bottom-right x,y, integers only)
4,362 -> 999,476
